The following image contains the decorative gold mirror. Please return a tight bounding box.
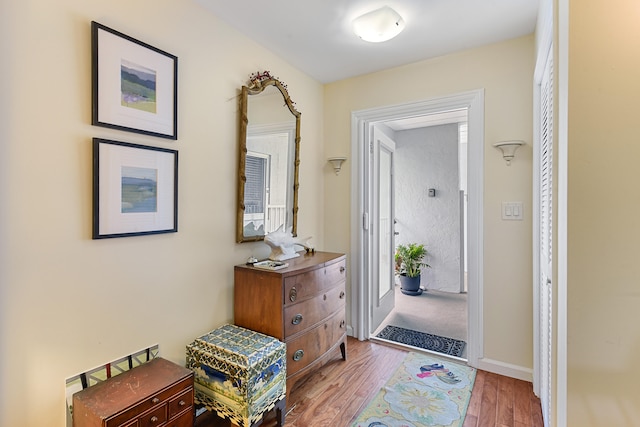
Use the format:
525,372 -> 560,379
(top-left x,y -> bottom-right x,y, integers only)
236,72 -> 301,243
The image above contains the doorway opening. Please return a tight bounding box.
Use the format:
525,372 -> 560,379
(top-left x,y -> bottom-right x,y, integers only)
349,90 -> 484,367
373,115 -> 469,359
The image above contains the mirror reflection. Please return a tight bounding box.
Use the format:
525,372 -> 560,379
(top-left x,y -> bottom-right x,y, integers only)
237,76 -> 301,243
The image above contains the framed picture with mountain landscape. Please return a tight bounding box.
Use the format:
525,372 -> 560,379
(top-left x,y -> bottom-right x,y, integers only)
92,21 -> 178,139
92,138 -> 178,239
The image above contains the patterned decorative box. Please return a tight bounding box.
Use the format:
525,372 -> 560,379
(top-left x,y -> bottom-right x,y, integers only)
186,324 -> 286,427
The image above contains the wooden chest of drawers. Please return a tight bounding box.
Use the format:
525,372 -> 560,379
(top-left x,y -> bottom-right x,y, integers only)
234,251 -> 347,392
73,357 -> 194,427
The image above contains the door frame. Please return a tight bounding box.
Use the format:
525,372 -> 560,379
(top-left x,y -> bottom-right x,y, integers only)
349,89 -> 485,367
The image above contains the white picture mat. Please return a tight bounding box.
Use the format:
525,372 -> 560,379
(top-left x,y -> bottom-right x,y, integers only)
97,28 -> 175,136
98,143 -> 175,235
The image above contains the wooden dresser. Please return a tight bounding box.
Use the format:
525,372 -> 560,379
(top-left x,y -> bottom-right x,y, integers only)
234,251 -> 347,392
73,357 -> 194,427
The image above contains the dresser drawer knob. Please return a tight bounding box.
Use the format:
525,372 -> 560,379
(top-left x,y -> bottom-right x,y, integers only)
292,314 -> 303,325
151,397 -> 160,405
179,400 -> 186,407
289,287 -> 298,302
323,294 -> 327,301
340,266 -> 346,273
293,349 -> 304,361
339,291 -> 345,299
150,416 -> 159,423
340,320 -> 345,329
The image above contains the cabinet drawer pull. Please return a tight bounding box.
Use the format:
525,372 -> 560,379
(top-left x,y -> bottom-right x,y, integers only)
179,400 -> 186,406
323,294 -> 327,301
340,320 -> 345,329
289,287 -> 297,302
292,314 -> 303,325
340,266 -> 346,273
339,291 -> 345,299
150,416 -> 159,423
293,349 -> 304,361
151,397 -> 160,404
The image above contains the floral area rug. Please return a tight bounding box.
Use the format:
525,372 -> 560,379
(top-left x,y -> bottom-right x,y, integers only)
351,352 -> 476,427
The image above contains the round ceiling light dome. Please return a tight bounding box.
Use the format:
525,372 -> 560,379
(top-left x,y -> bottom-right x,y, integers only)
352,5 -> 406,43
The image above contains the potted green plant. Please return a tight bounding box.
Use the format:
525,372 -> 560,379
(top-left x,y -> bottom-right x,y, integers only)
395,243 -> 430,296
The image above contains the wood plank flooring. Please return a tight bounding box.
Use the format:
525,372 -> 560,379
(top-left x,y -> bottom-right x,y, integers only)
194,336 -> 543,427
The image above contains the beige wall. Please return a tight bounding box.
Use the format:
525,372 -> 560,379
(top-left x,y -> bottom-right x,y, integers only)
566,0 -> 640,425
0,1 -> 324,426
0,1 -> 539,424
324,36 -> 535,370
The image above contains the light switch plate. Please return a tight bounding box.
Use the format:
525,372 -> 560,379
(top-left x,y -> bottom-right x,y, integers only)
502,202 -> 523,220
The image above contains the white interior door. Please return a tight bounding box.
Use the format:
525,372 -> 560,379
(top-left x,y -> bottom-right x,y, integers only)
370,126 -> 396,333
535,44 -> 554,427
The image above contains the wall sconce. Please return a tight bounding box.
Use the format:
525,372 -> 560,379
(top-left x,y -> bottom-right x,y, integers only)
352,6 -> 405,43
327,157 -> 347,175
493,141 -> 525,166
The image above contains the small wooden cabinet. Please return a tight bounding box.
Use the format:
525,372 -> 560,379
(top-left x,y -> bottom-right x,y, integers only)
73,357 -> 194,427
234,251 -> 347,393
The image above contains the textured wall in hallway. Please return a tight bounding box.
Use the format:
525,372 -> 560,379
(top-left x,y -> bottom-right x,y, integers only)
395,124 -> 461,292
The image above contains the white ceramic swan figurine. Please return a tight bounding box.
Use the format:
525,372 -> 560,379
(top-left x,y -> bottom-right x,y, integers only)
264,226 -> 313,261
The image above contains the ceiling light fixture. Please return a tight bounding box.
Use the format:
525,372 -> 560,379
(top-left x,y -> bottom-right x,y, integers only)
352,6 -> 405,43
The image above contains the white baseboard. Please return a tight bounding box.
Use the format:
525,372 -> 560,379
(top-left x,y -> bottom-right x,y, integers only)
346,325 -> 354,338
476,357 -> 533,382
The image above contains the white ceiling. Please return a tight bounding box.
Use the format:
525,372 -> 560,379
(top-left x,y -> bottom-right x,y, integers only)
196,0 -> 539,84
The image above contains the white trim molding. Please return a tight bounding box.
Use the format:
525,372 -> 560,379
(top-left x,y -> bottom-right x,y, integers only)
556,0 -> 569,425
350,89 -> 485,369
476,358 -> 534,382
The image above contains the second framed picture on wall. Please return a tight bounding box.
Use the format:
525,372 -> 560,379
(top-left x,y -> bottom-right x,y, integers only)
93,138 -> 178,239
92,21 -> 178,139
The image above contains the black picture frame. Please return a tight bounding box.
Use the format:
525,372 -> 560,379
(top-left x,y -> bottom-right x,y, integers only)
92,21 -> 178,140
93,138 -> 178,239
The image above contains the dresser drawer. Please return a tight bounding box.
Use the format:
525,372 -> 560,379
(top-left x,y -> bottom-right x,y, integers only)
283,259 -> 346,305
283,284 -> 345,337
139,404 -> 167,427
165,411 -> 194,427
325,259 -> 347,287
104,376 -> 192,427
285,311 -> 346,376
283,268 -> 325,305
168,388 -> 193,419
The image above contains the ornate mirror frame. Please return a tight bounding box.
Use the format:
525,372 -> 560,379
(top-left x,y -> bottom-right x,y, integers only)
236,76 -> 301,243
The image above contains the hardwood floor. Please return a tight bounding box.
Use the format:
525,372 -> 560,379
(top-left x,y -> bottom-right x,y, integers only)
463,370 -> 544,427
194,336 -> 543,427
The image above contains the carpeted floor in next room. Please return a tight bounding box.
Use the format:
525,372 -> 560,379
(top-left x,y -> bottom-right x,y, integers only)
374,284 -> 468,359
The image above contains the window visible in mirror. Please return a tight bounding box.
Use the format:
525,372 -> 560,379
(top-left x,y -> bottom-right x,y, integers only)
243,154 -> 267,237
244,127 -> 294,236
